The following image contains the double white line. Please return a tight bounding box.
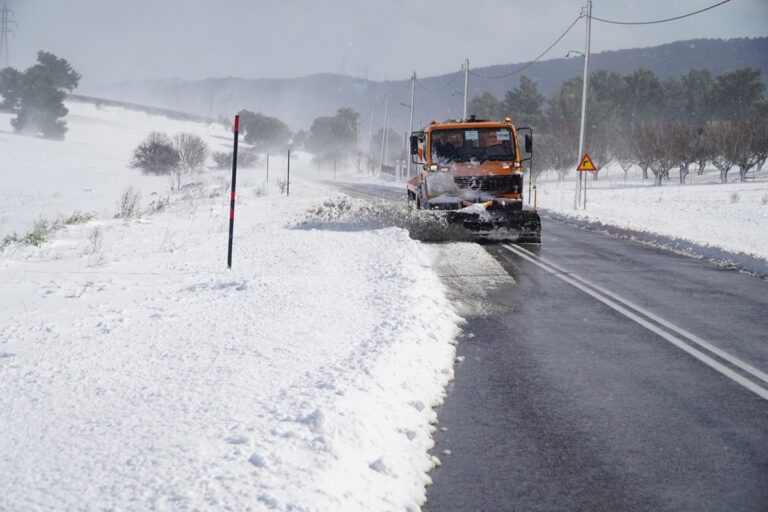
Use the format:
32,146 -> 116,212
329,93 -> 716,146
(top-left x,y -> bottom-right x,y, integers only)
503,243 -> 768,401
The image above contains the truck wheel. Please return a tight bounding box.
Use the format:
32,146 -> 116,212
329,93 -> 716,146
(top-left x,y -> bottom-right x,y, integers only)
518,211 -> 541,243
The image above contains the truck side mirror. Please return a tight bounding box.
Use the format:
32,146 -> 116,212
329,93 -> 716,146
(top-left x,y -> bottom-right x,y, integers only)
517,127 -> 533,161
410,135 -> 419,155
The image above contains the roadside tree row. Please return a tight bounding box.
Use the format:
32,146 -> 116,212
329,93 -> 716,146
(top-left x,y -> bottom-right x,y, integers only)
470,67 -> 768,185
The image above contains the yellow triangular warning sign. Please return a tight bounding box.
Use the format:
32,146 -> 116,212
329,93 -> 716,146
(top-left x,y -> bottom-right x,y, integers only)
577,153 -> 597,172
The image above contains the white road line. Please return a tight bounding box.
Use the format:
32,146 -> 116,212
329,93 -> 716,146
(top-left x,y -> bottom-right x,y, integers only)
511,244 -> 768,387
502,244 -> 768,401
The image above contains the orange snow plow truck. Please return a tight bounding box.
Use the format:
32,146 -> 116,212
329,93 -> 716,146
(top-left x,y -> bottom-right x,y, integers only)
407,116 -> 541,243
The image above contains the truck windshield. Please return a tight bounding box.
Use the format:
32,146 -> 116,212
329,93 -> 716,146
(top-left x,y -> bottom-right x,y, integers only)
431,128 -> 516,164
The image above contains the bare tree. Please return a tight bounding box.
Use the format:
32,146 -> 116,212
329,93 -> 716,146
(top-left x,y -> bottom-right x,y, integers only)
756,156 -> 767,173
635,121 -> 676,186
710,122 -> 736,183
586,117 -> 618,181
616,154 -> 634,183
668,122 -> 701,184
173,133 -> 209,173
729,118 -> 768,182
631,131 -> 653,181
692,123 -> 717,177
543,126 -> 577,182
609,129 -> 635,184
589,136 -> 614,181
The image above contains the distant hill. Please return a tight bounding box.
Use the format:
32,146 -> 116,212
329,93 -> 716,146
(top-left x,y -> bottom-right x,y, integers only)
81,37 -> 768,133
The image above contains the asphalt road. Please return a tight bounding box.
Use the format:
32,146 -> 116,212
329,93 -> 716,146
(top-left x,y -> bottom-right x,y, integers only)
333,182 -> 768,511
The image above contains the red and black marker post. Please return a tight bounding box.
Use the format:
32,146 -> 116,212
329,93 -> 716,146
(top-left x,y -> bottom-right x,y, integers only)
227,114 -> 240,269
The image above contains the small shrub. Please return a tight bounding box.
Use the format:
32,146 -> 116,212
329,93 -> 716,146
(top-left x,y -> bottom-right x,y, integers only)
180,181 -> 204,193
212,151 -> 231,169
1,233 -> 21,250
276,178 -> 287,194
761,193 -> 767,206
730,192 -> 740,204
24,232 -> 46,246
211,150 -> 259,169
3,220 -> 55,248
145,196 -> 169,214
254,184 -> 268,197
239,150 -> 259,167
25,221 -> 51,246
84,227 -> 106,266
63,210 -> 95,225
131,132 -> 180,175
1,210 -> 92,250
86,227 -> 103,255
208,177 -> 230,198
117,186 -> 141,219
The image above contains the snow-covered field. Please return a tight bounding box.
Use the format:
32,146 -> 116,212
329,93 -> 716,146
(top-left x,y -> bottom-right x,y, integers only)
0,100 -> 238,239
0,102 -> 466,510
537,166 -> 768,261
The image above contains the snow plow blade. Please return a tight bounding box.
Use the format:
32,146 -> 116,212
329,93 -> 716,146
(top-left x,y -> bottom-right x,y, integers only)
445,209 -> 541,243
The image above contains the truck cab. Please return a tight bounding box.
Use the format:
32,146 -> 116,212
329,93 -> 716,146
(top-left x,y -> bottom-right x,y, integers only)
407,117 -> 540,242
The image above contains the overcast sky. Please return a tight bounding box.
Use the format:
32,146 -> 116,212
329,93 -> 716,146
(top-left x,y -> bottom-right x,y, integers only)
4,0 -> 767,86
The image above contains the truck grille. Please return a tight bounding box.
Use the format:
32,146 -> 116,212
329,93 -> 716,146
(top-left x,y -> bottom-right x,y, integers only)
454,175 -> 522,194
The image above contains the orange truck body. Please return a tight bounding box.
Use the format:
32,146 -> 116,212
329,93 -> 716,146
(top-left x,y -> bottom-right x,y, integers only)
406,117 -> 541,242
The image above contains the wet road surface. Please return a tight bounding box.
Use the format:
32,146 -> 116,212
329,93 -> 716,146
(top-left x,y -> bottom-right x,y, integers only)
425,222 -> 768,512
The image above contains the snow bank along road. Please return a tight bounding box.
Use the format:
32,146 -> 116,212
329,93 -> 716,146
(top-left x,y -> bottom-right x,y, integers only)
336,183 -> 768,511
0,180 -> 463,511
537,168 -> 768,263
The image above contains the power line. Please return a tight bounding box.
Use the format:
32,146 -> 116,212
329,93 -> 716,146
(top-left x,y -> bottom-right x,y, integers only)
414,87 -> 438,117
592,0 -> 731,25
369,79 -> 410,114
416,68 -> 463,92
469,14 -> 582,80
392,80 -> 412,99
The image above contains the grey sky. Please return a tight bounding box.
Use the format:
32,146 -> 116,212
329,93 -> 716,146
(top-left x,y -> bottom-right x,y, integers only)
5,0 -> 768,86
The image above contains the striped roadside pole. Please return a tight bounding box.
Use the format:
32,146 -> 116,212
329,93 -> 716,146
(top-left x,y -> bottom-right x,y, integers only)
227,115 -> 239,269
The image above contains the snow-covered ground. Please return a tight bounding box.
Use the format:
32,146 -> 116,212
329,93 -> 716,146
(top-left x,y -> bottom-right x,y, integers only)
0,102 -> 467,510
0,100 -> 238,239
536,166 -> 768,261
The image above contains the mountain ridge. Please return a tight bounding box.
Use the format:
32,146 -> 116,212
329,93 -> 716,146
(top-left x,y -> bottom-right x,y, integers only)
81,37 -> 768,132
